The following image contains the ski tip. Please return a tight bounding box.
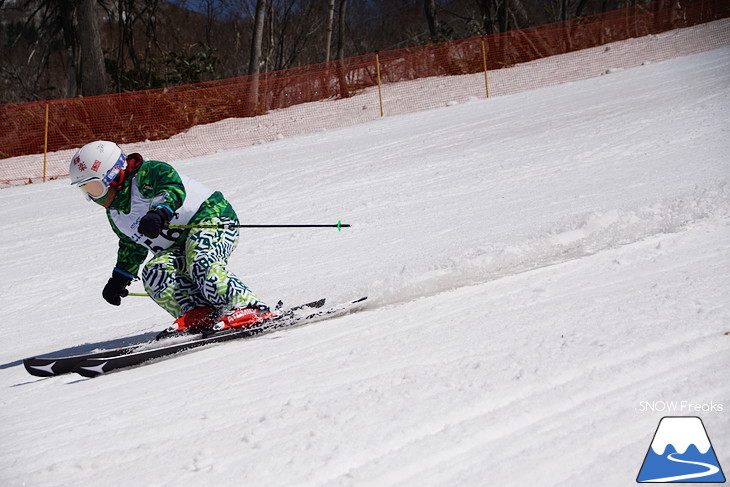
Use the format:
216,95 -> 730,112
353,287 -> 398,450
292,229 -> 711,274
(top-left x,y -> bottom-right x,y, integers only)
23,358 -> 58,377
73,361 -> 107,378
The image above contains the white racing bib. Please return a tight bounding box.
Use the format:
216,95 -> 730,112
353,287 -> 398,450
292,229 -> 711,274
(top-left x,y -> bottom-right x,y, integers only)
110,173 -> 213,253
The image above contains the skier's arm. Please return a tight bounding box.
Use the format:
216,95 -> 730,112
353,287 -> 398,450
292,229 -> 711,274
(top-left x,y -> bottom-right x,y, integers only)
135,160 -> 186,214
135,160 -> 187,239
107,212 -> 148,277
115,237 -> 149,277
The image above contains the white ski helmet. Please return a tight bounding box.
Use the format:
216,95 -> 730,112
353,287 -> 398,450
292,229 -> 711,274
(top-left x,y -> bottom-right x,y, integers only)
69,140 -> 127,200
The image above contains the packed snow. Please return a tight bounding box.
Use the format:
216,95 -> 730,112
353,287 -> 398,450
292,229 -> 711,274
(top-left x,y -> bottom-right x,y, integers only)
1,42 -> 729,487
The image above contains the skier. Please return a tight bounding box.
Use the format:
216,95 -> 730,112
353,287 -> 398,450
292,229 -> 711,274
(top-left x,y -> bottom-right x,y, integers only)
69,140 -> 274,336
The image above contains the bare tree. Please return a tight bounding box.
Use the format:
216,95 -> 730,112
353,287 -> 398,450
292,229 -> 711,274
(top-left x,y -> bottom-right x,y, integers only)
77,0 -> 107,95
471,0 -> 495,35
246,0 -> 267,114
248,0 -> 267,76
336,0 -> 348,61
107,0 -> 164,92
498,0 -> 510,32
57,0 -> 80,97
325,0 -> 336,63
424,0 -> 438,38
336,0 -> 349,98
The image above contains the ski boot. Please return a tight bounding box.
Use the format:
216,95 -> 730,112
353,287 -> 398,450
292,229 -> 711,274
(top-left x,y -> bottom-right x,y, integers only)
156,306 -> 217,340
209,304 -> 277,333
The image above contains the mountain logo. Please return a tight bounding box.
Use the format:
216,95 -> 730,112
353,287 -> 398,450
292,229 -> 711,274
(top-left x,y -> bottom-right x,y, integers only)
637,416 -> 726,483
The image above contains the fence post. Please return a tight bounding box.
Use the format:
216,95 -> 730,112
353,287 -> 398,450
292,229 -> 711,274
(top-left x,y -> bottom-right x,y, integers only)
375,51 -> 384,117
481,37 -> 490,98
43,102 -> 49,182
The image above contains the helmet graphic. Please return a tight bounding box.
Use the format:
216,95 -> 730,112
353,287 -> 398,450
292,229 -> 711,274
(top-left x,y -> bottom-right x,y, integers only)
69,141 -> 126,200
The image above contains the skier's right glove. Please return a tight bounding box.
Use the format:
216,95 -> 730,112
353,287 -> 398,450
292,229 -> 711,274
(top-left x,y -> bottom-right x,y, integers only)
138,205 -> 173,239
102,269 -> 132,306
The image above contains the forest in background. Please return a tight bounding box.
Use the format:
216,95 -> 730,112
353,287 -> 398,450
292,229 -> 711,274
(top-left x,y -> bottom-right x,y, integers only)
0,0 -> 664,103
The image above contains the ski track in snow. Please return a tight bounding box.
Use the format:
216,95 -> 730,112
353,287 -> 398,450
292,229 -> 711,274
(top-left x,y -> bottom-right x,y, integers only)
0,39 -> 729,487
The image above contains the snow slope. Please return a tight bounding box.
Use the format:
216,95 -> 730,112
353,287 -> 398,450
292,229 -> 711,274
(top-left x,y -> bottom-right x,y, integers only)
0,45 -> 728,486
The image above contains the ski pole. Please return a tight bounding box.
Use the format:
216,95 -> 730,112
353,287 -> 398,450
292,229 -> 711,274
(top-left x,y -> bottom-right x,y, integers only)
169,220 -> 351,231
125,220 -> 349,299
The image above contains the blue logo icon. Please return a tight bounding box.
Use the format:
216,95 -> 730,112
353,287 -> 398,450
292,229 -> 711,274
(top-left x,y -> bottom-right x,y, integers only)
637,416 -> 725,483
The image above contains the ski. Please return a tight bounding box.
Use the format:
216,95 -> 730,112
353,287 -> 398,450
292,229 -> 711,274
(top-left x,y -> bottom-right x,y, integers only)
73,296 -> 367,378
24,347 -> 139,377
23,297 -> 329,378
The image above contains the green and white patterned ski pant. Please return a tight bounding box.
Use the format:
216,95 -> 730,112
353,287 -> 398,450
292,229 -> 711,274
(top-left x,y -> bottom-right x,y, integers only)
141,218 -> 262,319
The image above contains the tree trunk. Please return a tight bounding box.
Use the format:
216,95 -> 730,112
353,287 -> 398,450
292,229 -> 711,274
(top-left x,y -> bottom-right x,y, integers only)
477,0 -> 495,35
322,0 -> 336,98
424,0 -> 438,38
499,0 -> 509,32
247,0 -> 268,114
336,0 -> 348,61
77,0 -> 107,96
325,0 -> 336,64
58,0 -> 79,98
336,0 -> 349,98
496,0 -> 509,63
248,0 -> 267,76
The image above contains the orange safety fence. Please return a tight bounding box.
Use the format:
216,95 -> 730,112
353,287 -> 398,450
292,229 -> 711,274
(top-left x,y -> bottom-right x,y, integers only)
1,0 -> 728,185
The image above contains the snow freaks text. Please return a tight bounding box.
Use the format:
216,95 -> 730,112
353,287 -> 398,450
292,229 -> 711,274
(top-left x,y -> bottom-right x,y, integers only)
638,401 -> 724,413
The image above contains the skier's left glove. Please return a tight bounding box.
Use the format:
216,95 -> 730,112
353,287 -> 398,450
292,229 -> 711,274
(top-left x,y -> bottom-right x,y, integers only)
138,205 -> 173,239
102,269 -> 132,306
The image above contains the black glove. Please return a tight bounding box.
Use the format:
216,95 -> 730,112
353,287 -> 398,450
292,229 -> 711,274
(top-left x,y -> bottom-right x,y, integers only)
138,206 -> 172,239
102,269 -> 132,306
